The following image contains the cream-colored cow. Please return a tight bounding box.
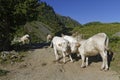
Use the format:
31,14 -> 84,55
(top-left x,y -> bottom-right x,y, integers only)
50,36 -> 72,63
78,33 -> 109,70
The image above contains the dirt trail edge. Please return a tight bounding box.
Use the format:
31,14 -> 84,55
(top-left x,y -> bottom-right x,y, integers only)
0,48 -> 119,80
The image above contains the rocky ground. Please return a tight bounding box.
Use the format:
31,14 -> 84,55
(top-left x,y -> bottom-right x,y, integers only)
0,47 -> 119,80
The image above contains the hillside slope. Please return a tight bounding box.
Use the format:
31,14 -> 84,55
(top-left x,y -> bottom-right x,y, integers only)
57,14 -> 82,28
24,21 -> 52,42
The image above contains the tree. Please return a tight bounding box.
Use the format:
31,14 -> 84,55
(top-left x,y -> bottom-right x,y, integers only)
0,0 -> 40,51
37,2 -> 64,34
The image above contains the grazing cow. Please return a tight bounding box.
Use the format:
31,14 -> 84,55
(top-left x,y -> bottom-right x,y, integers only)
50,36 -> 72,63
62,34 -> 80,54
78,33 -> 109,70
46,34 -> 53,43
19,34 -> 30,44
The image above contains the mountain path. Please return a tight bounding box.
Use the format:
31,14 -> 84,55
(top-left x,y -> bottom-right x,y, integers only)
0,47 -> 119,80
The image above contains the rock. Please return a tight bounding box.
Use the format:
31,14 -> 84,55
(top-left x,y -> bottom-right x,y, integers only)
113,32 -> 120,37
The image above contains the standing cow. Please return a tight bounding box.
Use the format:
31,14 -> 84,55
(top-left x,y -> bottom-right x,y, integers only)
50,36 -> 72,63
78,33 -> 109,70
46,34 -> 53,43
19,34 -> 30,44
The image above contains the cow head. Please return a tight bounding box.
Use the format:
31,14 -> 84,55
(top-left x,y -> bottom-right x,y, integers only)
70,42 -> 80,53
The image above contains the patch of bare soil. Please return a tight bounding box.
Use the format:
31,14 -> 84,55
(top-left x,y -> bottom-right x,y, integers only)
0,47 -> 119,80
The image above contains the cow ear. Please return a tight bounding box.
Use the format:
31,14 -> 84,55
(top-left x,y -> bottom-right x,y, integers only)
61,33 -> 65,37
58,44 -> 62,46
76,43 -> 80,47
72,32 -> 78,37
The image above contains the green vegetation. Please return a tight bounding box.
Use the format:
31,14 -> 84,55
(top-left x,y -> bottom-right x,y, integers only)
0,0 -> 40,50
0,0 -> 81,51
73,22 -> 120,38
0,51 -> 27,64
0,69 -> 9,76
73,22 -> 120,73
57,14 -> 82,28
37,2 -> 64,34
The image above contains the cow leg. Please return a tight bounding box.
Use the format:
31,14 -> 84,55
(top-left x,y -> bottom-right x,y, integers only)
22,41 -> 25,44
62,52 -> 66,63
85,57 -> 89,67
81,54 -> 85,68
104,50 -> 108,70
101,51 -> 108,70
27,39 -> 30,44
49,42 -> 52,48
100,52 -> 105,70
54,46 -> 59,61
100,51 -> 108,70
69,54 -> 73,62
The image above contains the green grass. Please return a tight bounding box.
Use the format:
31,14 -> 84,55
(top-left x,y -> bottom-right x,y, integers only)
0,51 -> 27,64
110,40 -> 120,73
73,23 -> 120,38
111,54 -> 120,73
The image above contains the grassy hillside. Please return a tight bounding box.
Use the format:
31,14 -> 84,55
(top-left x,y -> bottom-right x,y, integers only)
57,14 -> 82,28
73,22 -> 120,37
73,22 -> 120,73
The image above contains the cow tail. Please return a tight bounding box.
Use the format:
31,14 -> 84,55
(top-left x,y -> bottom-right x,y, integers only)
105,35 -> 109,51
50,40 -> 53,48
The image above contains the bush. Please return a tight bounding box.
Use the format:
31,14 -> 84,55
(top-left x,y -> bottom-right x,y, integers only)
0,69 -> 9,76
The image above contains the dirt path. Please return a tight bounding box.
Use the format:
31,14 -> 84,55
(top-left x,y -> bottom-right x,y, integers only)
0,47 -> 119,80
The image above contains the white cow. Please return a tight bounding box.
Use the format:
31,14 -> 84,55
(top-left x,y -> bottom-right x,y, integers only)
50,36 -> 72,63
62,34 -> 80,53
19,34 -> 30,44
46,34 -> 53,43
78,33 -> 109,70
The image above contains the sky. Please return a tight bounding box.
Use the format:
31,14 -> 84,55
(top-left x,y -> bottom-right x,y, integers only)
41,0 -> 120,24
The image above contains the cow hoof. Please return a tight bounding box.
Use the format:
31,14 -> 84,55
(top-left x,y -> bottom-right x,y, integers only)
70,60 -> 74,63
81,65 -> 86,68
101,67 -> 105,70
104,68 -> 109,71
86,64 -> 88,67
63,61 -> 66,64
